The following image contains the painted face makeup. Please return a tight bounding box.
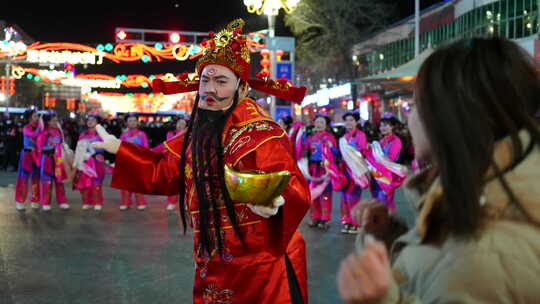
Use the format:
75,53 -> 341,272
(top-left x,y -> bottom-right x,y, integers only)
198,65 -> 240,111
199,93 -> 229,105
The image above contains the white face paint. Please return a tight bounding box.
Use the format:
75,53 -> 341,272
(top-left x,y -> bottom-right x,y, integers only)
198,64 -> 240,111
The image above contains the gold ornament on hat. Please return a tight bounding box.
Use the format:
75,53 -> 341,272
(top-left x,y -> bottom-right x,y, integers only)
215,30 -> 232,48
196,19 -> 251,80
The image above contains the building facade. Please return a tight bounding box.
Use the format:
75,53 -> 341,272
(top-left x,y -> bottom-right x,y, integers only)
353,0 -> 540,122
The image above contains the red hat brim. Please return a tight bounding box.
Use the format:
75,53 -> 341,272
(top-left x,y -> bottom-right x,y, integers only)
152,78 -> 306,104
152,79 -> 198,95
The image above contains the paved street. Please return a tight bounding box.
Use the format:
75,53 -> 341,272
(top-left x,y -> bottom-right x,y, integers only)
0,172 -> 414,304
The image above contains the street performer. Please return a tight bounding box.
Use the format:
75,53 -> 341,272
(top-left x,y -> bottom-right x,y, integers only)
93,19 -> 310,304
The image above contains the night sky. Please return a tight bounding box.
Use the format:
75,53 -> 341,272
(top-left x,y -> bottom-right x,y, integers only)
1,0 -> 443,89
3,0 -> 444,43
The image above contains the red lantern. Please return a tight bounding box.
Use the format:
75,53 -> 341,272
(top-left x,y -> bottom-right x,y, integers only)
276,49 -> 284,61
260,59 -> 271,68
44,92 -> 50,107
260,49 -> 271,57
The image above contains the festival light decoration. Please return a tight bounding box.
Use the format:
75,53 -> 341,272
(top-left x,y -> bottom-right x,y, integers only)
258,49 -> 271,78
78,101 -> 87,113
0,77 -> 15,95
10,42 -> 115,63
11,65 -> 197,89
86,90 -> 196,114
27,49 -> 106,65
275,49 -> 284,61
4,37 -> 269,108
0,40 -> 27,56
243,0 -> 300,15
2,37 -> 265,64
116,30 -> 127,40
66,98 -> 77,110
61,77 -> 122,89
169,33 -> 181,44
43,92 -> 57,108
11,66 -> 25,79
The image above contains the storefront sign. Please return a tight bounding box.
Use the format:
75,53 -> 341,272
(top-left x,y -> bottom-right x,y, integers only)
328,83 -> 351,99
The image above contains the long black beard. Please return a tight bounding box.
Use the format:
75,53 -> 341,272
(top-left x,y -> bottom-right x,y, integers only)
177,92 -> 245,257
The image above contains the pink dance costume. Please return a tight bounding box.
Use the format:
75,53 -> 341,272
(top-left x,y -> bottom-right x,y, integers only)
15,123 -> 42,204
74,129 -> 106,206
119,128 -> 149,207
369,133 -> 403,210
37,127 -> 67,207
304,130 -> 339,222
339,129 -> 368,226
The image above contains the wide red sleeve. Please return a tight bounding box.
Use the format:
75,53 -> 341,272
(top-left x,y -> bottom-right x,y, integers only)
110,136 -> 183,196
236,135 -> 311,252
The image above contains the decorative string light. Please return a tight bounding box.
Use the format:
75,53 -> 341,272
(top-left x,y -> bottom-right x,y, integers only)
243,0 -> 301,15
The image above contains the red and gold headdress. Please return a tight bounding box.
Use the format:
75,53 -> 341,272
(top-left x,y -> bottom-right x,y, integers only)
152,19 -> 306,104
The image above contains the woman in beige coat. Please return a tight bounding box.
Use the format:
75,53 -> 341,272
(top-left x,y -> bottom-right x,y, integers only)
337,37 -> 540,303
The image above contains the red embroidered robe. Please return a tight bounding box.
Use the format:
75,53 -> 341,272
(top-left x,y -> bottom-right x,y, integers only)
111,98 -> 311,304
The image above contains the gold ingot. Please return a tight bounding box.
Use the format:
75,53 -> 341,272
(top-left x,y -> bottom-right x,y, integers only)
224,165 -> 291,208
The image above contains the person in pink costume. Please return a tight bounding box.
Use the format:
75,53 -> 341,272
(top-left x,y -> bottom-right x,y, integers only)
339,112 -> 369,233
36,113 -> 69,212
164,118 -> 187,211
288,121 -> 304,161
369,117 -> 404,211
74,115 -> 106,211
303,115 -> 341,230
118,115 -> 149,210
15,109 -> 43,211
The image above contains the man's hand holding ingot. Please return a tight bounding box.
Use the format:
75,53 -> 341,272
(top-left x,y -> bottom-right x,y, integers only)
92,124 -> 121,154
247,195 -> 285,218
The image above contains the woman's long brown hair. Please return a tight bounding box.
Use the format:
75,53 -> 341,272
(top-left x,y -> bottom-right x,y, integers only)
415,37 -> 540,238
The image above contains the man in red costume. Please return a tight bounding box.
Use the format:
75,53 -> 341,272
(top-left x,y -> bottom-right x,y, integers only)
94,19 -> 310,304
